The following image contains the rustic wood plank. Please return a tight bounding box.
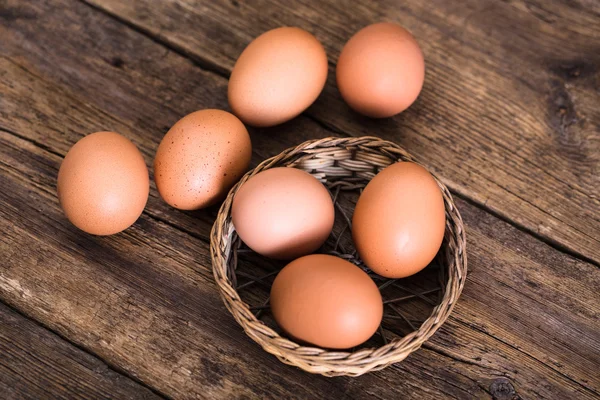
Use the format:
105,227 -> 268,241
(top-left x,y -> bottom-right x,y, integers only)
0,301 -> 161,400
0,0 -> 598,398
80,0 -> 600,264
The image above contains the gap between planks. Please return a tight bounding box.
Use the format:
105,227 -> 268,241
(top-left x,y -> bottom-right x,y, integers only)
0,296 -> 172,399
77,0 -> 599,269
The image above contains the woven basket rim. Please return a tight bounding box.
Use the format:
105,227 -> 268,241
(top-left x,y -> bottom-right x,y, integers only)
210,136 -> 467,376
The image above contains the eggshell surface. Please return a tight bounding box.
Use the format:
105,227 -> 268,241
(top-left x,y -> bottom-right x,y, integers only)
228,27 -> 328,127
352,162 -> 445,278
57,131 -> 149,235
231,167 -> 334,259
271,254 -> 383,349
336,22 -> 425,118
154,109 -> 251,210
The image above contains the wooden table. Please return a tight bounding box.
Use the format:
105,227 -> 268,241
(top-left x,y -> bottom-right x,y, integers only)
1,1 -> 599,398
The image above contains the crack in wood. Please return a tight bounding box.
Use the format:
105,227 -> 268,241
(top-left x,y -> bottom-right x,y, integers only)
80,0 -> 231,79
451,190 -> 600,268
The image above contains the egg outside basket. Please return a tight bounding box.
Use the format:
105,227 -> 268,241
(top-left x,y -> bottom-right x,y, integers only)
210,136 -> 467,377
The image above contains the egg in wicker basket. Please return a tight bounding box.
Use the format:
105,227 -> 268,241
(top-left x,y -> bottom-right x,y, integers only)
210,136 -> 467,376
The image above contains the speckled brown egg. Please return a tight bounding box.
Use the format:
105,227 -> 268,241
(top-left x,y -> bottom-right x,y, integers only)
231,167 -> 334,260
228,27 -> 328,127
352,162 -> 446,278
271,254 -> 383,349
154,109 -> 251,210
57,131 -> 149,235
336,22 -> 425,118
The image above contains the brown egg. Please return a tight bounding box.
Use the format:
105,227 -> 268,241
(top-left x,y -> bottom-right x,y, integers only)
154,109 -> 251,210
336,22 -> 425,118
231,168 -> 334,259
352,162 -> 445,278
228,27 -> 328,127
271,254 -> 383,349
57,131 -> 149,235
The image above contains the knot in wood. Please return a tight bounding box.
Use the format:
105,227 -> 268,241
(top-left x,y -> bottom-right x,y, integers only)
489,377 -> 520,400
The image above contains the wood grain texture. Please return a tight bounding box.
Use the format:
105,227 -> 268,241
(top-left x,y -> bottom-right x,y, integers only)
0,0 -> 599,399
0,302 -> 160,400
2,89 -> 599,398
81,0 -> 600,265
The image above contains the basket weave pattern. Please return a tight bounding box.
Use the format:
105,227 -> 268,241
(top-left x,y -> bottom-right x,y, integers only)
210,136 -> 467,376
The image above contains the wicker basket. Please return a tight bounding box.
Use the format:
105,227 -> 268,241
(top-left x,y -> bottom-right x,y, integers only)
210,136 -> 467,376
